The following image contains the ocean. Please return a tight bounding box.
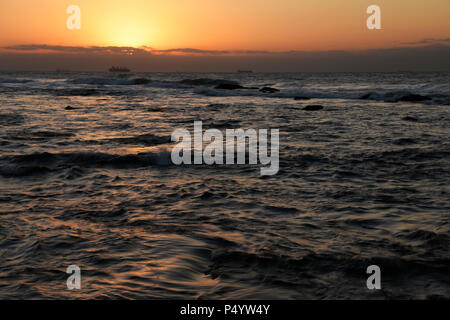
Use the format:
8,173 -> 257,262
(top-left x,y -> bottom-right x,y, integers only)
0,71 -> 449,299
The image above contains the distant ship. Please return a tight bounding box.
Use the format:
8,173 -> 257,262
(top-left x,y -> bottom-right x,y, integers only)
237,70 -> 253,73
109,66 -> 130,72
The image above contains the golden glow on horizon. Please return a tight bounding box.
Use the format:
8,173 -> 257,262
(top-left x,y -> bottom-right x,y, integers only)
100,18 -> 157,47
0,0 -> 449,52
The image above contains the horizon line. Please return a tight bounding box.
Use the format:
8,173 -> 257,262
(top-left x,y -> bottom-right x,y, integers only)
2,42 -> 450,56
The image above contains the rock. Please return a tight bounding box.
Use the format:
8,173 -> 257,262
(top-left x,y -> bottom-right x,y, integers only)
215,83 -> 245,90
65,106 -> 76,110
260,87 -> 280,93
181,78 -> 239,87
360,93 -> 372,99
147,107 -> 163,112
58,88 -> 98,96
132,78 -> 151,85
402,116 -> 419,122
303,105 -> 324,111
398,94 -> 431,102
294,96 -> 310,100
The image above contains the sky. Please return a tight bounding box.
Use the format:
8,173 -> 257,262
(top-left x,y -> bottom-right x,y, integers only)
0,0 -> 449,71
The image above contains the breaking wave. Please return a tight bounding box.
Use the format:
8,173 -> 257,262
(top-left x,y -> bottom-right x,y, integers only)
0,150 -> 173,177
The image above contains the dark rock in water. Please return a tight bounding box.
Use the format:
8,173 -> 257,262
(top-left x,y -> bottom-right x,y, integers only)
57,88 -> 98,96
360,93 -> 373,100
180,78 -> 240,87
215,83 -> 245,90
303,105 -> 324,111
398,94 -> 431,102
198,191 -> 217,200
294,96 -> 310,100
131,78 -> 151,85
402,116 -> 419,122
65,106 -> 76,110
393,138 -> 417,145
147,107 -> 163,112
260,87 -> 280,93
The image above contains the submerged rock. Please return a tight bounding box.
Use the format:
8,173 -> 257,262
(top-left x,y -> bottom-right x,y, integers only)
303,105 -> 324,111
131,78 -> 151,85
402,116 -> 419,122
398,94 -> 431,102
215,83 -> 245,90
56,88 -> 98,96
180,78 -> 239,87
146,107 -> 163,112
260,87 -> 280,93
360,93 -> 373,100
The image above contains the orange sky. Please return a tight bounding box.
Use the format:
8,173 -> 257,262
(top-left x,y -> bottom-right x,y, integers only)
1,0 -> 449,52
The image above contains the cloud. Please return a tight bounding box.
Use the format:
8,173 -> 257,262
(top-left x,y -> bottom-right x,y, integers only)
396,38 -> 450,46
151,48 -> 274,55
1,44 -> 278,56
1,43 -> 449,72
151,48 -> 230,55
1,44 -> 151,55
4,41 -> 450,58
4,35 -> 450,57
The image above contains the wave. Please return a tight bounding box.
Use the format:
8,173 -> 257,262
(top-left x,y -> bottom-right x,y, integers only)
179,78 -> 241,87
67,76 -> 241,89
11,130 -> 75,140
0,113 -> 26,126
67,77 -> 152,86
208,249 -> 450,285
397,229 -> 450,250
81,133 -> 171,147
52,88 -> 100,96
194,87 -> 450,105
0,150 -> 173,177
4,74 -> 449,104
0,78 -> 33,84
280,146 -> 450,175
0,165 -> 53,178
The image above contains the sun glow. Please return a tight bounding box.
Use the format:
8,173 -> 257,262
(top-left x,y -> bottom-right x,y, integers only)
99,19 -> 155,47
0,0 -> 449,52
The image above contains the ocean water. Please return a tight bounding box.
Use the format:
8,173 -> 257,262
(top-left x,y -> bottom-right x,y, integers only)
0,71 -> 449,299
